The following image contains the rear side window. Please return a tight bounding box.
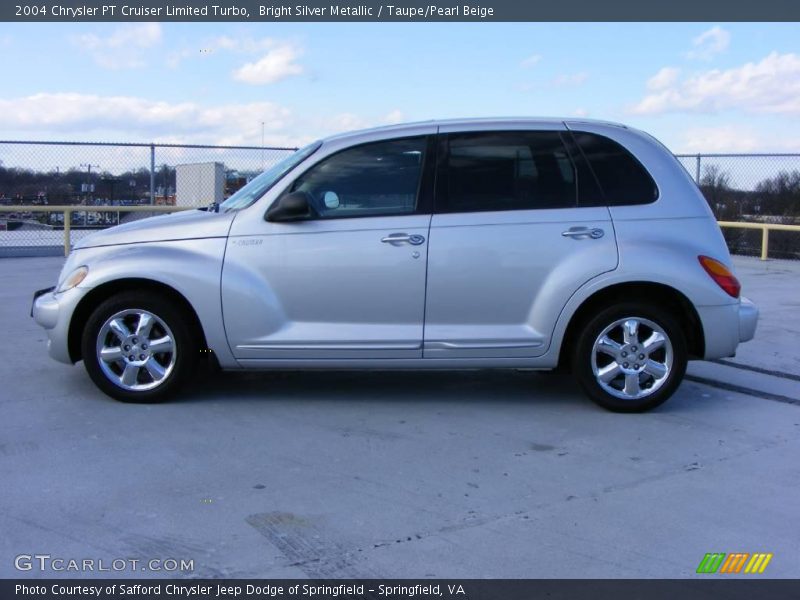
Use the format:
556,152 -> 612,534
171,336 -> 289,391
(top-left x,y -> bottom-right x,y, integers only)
441,131 -> 577,213
572,132 -> 658,205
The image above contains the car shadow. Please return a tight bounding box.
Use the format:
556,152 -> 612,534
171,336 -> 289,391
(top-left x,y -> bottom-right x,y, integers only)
51,360 -> 721,415
177,368 -> 591,409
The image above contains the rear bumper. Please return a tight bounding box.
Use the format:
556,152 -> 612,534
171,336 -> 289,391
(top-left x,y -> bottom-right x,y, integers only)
738,296 -> 758,343
696,297 -> 758,360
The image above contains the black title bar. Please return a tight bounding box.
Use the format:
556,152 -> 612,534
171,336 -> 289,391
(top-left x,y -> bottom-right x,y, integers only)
4,579 -> 800,600
4,0 -> 800,22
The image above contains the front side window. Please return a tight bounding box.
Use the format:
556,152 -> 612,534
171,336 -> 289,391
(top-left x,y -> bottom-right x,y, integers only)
289,136 -> 428,219
441,131 -> 577,213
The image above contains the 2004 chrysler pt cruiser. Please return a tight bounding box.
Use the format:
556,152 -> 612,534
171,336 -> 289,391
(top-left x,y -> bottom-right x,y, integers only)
32,118 -> 758,412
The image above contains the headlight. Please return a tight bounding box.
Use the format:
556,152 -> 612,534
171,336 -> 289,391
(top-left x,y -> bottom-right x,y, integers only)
56,266 -> 89,293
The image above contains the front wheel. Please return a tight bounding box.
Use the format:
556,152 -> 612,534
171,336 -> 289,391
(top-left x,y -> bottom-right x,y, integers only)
81,291 -> 197,403
573,304 -> 688,412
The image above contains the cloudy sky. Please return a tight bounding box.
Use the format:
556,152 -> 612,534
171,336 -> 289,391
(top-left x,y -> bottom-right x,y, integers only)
1,22 -> 798,152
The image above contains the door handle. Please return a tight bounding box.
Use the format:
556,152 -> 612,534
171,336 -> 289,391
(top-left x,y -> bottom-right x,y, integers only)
381,233 -> 425,246
562,227 -> 604,240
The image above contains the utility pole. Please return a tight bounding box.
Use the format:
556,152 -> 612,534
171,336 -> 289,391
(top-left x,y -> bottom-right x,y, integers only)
79,163 -> 99,205
80,163 -> 99,178
150,145 -> 156,205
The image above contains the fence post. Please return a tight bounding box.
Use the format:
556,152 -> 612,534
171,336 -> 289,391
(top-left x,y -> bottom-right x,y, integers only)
63,209 -> 71,256
695,154 -> 701,183
150,144 -> 156,205
761,227 -> 769,261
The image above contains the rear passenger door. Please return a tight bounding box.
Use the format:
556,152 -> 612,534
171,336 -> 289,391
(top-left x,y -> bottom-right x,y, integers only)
423,126 -> 618,358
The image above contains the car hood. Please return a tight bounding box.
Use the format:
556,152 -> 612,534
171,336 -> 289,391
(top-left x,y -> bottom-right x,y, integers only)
73,209 -> 236,249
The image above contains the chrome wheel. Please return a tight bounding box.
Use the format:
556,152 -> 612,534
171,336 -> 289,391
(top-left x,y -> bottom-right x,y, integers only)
590,316 -> 673,401
95,309 -> 176,392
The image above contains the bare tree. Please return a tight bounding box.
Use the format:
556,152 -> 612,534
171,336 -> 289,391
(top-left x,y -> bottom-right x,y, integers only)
755,170 -> 800,220
699,165 -> 735,219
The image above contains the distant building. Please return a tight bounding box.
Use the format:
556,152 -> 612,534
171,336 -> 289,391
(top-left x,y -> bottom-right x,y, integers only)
175,162 -> 225,207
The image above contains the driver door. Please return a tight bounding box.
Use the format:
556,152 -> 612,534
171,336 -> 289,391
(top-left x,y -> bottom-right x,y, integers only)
221,134 -> 435,361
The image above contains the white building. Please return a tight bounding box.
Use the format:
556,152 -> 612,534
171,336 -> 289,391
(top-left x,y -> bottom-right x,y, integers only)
175,162 -> 225,207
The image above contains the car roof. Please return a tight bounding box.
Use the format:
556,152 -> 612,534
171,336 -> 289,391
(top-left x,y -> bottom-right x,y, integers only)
321,117 -> 629,143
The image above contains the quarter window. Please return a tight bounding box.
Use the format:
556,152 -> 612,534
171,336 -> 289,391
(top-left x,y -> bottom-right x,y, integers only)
572,132 -> 658,205
441,131 -> 577,213
289,136 -> 427,218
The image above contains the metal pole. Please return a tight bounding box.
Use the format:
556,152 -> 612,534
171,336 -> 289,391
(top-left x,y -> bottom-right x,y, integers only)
63,209 -> 71,256
150,144 -> 156,205
761,227 -> 769,261
695,154 -> 701,183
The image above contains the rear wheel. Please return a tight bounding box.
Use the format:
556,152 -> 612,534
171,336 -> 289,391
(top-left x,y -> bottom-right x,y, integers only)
81,291 -> 197,403
573,303 -> 687,412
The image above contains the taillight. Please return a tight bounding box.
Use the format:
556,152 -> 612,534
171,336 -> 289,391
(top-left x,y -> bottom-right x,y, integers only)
698,255 -> 740,298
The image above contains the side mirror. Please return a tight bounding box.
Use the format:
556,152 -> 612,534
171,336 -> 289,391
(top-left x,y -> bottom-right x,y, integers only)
265,191 -> 312,222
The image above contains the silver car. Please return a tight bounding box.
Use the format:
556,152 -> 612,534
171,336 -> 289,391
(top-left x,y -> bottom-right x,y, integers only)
32,118 -> 758,412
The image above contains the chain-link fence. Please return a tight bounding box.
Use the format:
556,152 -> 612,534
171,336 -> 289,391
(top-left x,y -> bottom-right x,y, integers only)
0,140 -> 296,256
675,153 -> 800,260
2,142 -> 800,259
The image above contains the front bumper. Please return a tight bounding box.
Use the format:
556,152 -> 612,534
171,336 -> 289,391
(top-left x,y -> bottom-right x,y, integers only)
738,296 -> 758,343
31,286 -> 56,323
31,286 -> 83,364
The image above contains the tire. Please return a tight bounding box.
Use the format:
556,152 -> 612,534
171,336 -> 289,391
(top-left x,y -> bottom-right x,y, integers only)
572,303 -> 688,413
81,291 -> 198,403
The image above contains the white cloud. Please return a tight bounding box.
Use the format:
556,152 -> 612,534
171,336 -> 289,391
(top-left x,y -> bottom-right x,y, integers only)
572,108 -> 589,117
632,52 -> 800,115
232,43 -> 304,85
166,48 -> 194,69
0,34 -> 11,47
517,73 -> 588,92
646,67 -> 681,91
165,35 -> 305,83
208,35 -> 276,54
383,109 -> 405,125
686,26 -> 730,61
520,54 -> 542,68
552,72 -> 588,87
323,110 -> 407,133
325,113 -> 367,132
676,126 -> 800,153
678,126 -> 761,153
0,92 -> 408,147
0,92 -> 292,146
71,24 -> 162,70
167,35 -> 276,66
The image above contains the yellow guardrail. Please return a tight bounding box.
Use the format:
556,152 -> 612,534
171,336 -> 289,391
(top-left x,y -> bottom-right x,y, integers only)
717,221 -> 800,261
2,206 -> 800,260
0,205 -> 192,255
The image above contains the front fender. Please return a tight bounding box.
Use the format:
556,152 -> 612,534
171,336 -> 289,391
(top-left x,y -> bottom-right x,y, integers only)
72,239 -> 238,368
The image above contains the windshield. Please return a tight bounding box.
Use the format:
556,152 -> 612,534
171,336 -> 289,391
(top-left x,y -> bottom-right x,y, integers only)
220,141 -> 322,212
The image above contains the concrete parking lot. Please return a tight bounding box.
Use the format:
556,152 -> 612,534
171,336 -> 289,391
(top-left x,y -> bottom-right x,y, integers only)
1,256 -> 798,579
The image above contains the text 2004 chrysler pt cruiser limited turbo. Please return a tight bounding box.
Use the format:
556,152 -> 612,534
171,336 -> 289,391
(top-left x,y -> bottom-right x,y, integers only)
32,118 -> 758,412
